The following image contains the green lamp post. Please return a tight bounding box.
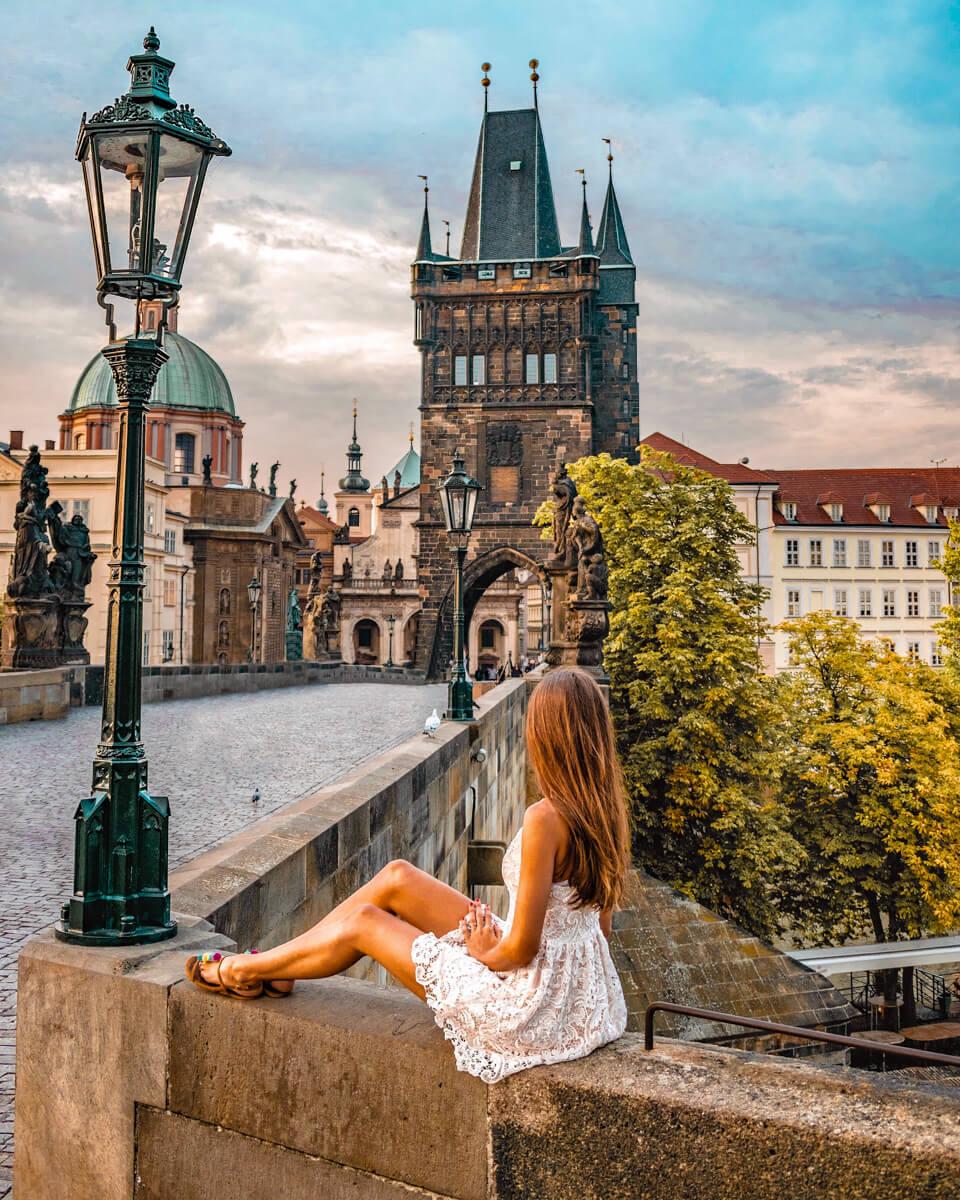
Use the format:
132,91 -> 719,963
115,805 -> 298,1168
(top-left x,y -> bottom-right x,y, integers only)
56,29 -> 231,945
438,453 -> 481,722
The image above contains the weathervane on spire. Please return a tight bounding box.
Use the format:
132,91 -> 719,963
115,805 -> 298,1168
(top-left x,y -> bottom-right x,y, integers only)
442,218 -> 451,256
529,58 -> 540,107
481,62 -> 491,111
603,137 -> 614,177
409,421 -> 415,447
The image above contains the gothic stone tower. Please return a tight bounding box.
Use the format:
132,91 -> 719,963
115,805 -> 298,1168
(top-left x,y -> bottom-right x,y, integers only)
413,78 -> 638,677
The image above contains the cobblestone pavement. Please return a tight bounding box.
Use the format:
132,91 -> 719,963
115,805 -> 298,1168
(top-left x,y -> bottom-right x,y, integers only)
0,682 -> 444,1197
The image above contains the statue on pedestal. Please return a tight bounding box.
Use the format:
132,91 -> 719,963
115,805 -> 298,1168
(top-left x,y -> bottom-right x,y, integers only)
249,462 -> 258,490
202,454 -> 213,486
269,461 -> 279,497
542,469 -> 610,679
285,586 -> 303,661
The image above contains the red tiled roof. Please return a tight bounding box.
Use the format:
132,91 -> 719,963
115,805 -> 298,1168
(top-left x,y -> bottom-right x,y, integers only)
296,505 -> 340,532
910,492 -> 940,508
768,468 -> 960,528
815,491 -> 845,505
640,432 -> 777,485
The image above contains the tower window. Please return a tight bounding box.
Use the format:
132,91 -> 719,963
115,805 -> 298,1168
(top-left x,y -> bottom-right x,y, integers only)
454,355 -> 468,386
514,263 -> 532,279
620,363 -> 630,380
173,432 -> 196,475
472,355 -> 486,386
509,161 -> 522,171
478,265 -> 496,280
348,507 -> 360,528
543,353 -> 557,384
525,354 -> 539,384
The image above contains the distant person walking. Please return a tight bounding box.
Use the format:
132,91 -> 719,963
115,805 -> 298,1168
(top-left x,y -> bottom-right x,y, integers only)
186,667 -> 629,1082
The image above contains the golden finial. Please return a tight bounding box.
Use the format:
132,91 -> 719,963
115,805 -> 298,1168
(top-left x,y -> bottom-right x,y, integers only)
418,173 -> 428,196
481,62 -> 491,111
409,422 -> 415,447
529,58 -> 540,106
603,137 -> 614,178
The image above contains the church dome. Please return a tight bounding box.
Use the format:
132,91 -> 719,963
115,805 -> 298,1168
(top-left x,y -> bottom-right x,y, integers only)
385,444 -> 421,490
68,331 -> 236,417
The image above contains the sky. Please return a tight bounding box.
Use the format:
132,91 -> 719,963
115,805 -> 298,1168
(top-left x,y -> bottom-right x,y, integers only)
1,0 -> 958,500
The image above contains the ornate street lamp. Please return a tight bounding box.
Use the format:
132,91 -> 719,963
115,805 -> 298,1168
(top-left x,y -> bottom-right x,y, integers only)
385,613 -> 396,668
247,575 -> 262,664
438,452 -> 481,721
56,29 -> 231,946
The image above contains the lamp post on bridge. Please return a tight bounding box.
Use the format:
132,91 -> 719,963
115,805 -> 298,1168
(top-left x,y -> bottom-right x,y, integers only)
56,28 -> 231,946
247,575 -> 262,664
438,452 -> 481,722
385,613 -> 396,668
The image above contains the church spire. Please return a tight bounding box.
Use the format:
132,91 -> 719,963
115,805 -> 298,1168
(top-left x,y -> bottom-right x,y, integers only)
415,175 -> 433,262
596,140 -> 633,267
575,169 -> 595,256
316,468 -> 328,515
339,401 -> 370,493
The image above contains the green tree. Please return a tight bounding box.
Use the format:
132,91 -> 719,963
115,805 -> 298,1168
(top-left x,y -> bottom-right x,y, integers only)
775,612 -> 960,956
550,447 -> 790,938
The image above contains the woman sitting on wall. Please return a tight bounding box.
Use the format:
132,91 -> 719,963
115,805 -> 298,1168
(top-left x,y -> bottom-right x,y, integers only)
186,666 -> 629,1082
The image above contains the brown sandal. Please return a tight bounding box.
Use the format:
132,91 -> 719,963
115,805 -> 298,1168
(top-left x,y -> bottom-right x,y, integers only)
185,952 -> 264,1000
250,950 -> 294,998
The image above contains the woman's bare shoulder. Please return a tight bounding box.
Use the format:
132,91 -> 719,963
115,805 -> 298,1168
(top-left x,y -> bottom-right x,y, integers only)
522,799 -> 567,844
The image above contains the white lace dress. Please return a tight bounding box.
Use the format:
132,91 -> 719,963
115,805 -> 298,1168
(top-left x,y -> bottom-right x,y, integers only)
410,828 -> 627,1083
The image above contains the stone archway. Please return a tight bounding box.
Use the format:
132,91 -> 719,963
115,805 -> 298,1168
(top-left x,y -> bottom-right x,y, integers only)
426,545 -> 547,680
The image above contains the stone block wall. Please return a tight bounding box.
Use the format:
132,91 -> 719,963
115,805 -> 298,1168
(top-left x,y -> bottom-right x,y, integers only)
166,676 -> 529,972
0,666 -> 71,724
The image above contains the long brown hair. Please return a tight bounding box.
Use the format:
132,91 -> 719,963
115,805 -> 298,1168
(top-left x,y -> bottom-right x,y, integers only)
526,667 -> 630,910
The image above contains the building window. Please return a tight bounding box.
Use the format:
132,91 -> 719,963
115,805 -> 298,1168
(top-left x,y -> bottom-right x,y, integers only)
834,589 -> 848,617
70,499 -> 91,524
164,529 -> 176,554
173,432 -> 196,475
162,629 -> 174,661
471,354 -> 486,386
932,643 -> 943,667
143,565 -> 151,598
781,502 -> 797,521
907,589 -> 920,618
875,503 -> 891,522
857,539 -> 871,568
143,631 -> 150,665
219,587 -> 231,615
513,262 -> 532,279
928,540 -> 942,566
163,579 -> 176,607
832,539 -> 847,567
809,539 -> 822,567
925,505 -> 938,524
905,540 -> 918,568
883,588 -> 896,617
785,539 -> 799,567
348,507 -> 360,528
907,641 -> 920,661
543,353 -> 558,384
786,589 -> 801,618
881,540 -> 895,568
929,588 -> 944,617
145,504 -> 155,534
74,433 -> 86,450
829,503 -> 843,522
454,355 -> 467,386
620,363 -> 630,380
525,354 -> 539,384
859,589 -> 872,618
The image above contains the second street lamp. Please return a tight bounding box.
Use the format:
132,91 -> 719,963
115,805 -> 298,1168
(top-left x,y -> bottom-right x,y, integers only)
247,575 -> 262,664
56,28 -> 231,946
438,452 -> 481,722
385,613 -> 396,668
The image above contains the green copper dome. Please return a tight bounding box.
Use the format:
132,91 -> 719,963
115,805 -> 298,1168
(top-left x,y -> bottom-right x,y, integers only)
68,331 -> 236,417
384,445 -> 421,489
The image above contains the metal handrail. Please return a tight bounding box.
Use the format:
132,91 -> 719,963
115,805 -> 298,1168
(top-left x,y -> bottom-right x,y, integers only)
643,1001 -> 960,1068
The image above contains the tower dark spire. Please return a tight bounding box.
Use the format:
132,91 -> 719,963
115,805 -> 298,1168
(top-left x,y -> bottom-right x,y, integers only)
339,402 -> 370,493
575,170 -> 595,256
317,468 -> 328,515
415,175 -> 433,262
596,140 -> 633,267
460,94 -> 561,260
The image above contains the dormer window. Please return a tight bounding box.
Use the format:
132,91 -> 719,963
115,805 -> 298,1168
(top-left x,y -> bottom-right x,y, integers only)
945,506 -> 959,522
477,264 -> 496,280
829,503 -> 843,522
513,262 -> 532,279
510,160 -> 522,171
925,505 -> 938,524
876,504 -> 891,522
779,501 -> 798,521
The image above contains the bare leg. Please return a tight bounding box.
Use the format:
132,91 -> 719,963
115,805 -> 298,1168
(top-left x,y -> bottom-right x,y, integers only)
201,860 -> 470,996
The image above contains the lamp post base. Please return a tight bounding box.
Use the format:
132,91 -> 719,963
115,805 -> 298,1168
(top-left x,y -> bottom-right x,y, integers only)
448,675 -> 475,722
54,919 -> 177,946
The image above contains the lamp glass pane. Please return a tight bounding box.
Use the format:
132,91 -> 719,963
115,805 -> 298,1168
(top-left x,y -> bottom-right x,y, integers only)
450,488 -> 466,532
94,131 -> 152,274
81,144 -> 107,279
154,134 -> 204,280
463,484 -> 478,532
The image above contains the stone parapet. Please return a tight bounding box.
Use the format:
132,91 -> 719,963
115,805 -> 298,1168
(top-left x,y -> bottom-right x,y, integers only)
0,665 -> 71,724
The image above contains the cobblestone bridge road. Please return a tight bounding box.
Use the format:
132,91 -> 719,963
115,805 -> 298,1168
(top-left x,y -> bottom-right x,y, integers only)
0,682 -> 445,1196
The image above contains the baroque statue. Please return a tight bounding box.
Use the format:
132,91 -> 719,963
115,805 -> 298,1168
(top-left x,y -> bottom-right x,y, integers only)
547,463 -> 578,565
202,453 -> 213,485
249,461 -> 258,489
269,461 -> 280,497
48,510 -> 97,601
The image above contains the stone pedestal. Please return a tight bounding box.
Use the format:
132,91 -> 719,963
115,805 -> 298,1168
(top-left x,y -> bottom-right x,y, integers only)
543,567 -> 610,681
60,598 -> 92,665
0,595 -> 60,670
284,630 -> 303,661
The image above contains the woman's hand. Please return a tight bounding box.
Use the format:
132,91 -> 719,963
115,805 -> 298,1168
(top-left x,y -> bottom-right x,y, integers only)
460,900 -> 502,965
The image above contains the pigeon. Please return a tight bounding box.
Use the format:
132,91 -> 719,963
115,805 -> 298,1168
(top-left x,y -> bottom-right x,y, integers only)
252,787 -> 261,806
423,708 -> 442,738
